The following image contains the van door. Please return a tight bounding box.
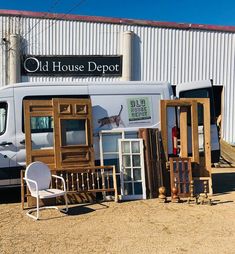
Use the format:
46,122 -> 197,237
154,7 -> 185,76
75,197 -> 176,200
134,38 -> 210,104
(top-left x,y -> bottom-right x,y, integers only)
0,98 -> 18,187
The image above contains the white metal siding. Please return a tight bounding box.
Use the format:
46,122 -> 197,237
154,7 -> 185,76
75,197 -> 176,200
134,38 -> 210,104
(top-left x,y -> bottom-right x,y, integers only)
19,17 -> 121,83
0,15 -> 235,143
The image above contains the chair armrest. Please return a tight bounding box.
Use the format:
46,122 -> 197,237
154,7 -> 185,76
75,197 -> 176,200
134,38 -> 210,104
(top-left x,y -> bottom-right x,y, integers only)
23,177 -> 39,195
51,174 -> 67,191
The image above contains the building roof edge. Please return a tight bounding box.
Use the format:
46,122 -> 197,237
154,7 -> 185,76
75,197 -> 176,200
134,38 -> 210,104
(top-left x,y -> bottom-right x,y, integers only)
0,9 -> 234,33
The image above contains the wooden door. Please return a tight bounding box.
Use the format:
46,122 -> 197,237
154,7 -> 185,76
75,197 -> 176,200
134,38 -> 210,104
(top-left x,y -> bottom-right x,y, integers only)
53,98 -> 94,169
169,157 -> 192,198
24,100 -> 55,169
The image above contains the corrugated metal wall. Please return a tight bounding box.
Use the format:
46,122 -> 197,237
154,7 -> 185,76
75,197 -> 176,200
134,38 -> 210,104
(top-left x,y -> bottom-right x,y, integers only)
0,15 -> 235,143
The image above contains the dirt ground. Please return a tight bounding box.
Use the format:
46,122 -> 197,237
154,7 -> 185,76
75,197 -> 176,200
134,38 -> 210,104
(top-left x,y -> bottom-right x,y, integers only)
1,168 -> 235,254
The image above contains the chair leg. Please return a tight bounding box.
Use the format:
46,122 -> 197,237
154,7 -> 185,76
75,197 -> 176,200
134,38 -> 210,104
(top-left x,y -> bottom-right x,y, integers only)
36,196 -> 40,220
26,194 -> 68,220
26,196 -> 40,220
26,206 -> 60,220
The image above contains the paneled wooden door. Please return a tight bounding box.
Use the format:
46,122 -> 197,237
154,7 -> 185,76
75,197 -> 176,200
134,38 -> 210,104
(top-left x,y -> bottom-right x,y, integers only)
24,100 -> 55,169
24,98 -> 94,170
52,98 -> 94,169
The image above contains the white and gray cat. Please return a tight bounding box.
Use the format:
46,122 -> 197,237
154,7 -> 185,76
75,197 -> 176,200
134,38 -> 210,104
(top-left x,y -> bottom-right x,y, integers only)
98,105 -> 124,127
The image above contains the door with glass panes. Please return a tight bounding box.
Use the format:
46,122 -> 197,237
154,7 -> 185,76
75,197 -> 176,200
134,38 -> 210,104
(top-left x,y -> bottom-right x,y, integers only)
24,100 -> 55,168
53,98 -> 94,169
24,98 -> 94,169
119,139 -> 146,200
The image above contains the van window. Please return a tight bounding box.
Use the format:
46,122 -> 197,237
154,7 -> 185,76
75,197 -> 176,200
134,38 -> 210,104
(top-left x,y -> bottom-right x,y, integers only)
0,102 -> 7,135
179,88 -> 216,124
30,116 -> 53,133
61,119 -> 86,146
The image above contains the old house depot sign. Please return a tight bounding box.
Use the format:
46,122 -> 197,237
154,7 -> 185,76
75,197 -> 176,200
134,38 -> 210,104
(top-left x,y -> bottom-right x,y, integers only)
22,55 -> 122,77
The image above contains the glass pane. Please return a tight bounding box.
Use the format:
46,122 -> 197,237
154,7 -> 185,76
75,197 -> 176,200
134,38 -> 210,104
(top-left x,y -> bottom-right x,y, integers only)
132,155 -> 140,167
132,141 -> 140,153
122,141 -> 130,153
30,116 -> 54,150
124,168 -> 132,181
180,88 -> 216,124
133,168 -> 141,181
102,133 -> 122,153
179,161 -> 182,172
173,161 -> 177,172
124,132 -> 138,139
116,175 -> 121,195
0,103 -> 7,135
103,154 -> 120,173
122,155 -> 131,167
61,119 -> 86,146
30,116 -> 53,133
124,183 -> 133,195
134,182 -> 143,195
31,132 -> 54,150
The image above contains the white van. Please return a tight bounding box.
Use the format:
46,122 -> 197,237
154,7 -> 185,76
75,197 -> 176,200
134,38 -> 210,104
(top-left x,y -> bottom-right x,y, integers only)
0,80 -> 219,188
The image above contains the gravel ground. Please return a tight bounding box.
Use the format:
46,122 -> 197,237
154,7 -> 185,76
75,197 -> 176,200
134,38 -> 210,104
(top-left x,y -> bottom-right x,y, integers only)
0,167 -> 235,254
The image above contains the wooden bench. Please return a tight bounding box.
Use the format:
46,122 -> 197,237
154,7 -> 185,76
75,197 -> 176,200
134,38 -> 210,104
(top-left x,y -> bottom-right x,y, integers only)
21,165 -> 118,209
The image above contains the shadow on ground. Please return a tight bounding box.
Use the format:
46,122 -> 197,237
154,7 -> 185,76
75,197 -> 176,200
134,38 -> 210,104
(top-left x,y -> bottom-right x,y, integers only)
68,203 -> 109,216
0,187 -> 21,204
212,172 -> 235,194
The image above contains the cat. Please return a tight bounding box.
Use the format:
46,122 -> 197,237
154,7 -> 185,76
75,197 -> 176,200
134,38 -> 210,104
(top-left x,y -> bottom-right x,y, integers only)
98,105 -> 124,128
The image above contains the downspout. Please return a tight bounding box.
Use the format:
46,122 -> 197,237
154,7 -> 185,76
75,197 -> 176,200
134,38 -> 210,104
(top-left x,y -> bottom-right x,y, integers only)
121,31 -> 133,81
9,34 -> 21,84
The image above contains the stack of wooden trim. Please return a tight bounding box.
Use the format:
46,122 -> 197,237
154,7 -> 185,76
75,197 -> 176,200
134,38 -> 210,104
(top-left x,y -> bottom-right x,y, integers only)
139,128 -> 167,198
220,139 -> 235,166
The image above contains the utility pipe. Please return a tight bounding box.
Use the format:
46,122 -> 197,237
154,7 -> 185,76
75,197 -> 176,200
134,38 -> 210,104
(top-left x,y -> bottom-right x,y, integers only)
121,31 -> 133,81
9,34 -> 21,84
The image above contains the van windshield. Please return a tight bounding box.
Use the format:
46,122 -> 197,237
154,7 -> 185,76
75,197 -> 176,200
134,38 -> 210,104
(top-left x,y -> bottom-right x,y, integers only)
0,102 -> 7,135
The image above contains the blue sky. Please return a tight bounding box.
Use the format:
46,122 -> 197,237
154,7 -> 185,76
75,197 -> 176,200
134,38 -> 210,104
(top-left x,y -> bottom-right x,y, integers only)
0,0 -> 235,26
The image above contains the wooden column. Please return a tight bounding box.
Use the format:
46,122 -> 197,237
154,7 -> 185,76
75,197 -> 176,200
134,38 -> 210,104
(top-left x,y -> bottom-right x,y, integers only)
179,107 -> 188,157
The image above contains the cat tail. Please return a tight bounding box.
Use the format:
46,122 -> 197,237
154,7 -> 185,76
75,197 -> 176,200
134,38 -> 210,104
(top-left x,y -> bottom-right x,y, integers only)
118,105 -> 123,116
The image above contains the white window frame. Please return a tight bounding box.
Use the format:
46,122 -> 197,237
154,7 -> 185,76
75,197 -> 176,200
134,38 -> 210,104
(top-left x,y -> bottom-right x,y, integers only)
99,130 -> 125,168
119,138 -> 146,200
99,130 -> 138,195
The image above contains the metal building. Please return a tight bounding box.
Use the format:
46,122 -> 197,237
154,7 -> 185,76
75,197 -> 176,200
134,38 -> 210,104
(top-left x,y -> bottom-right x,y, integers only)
0,10 -> 234,146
